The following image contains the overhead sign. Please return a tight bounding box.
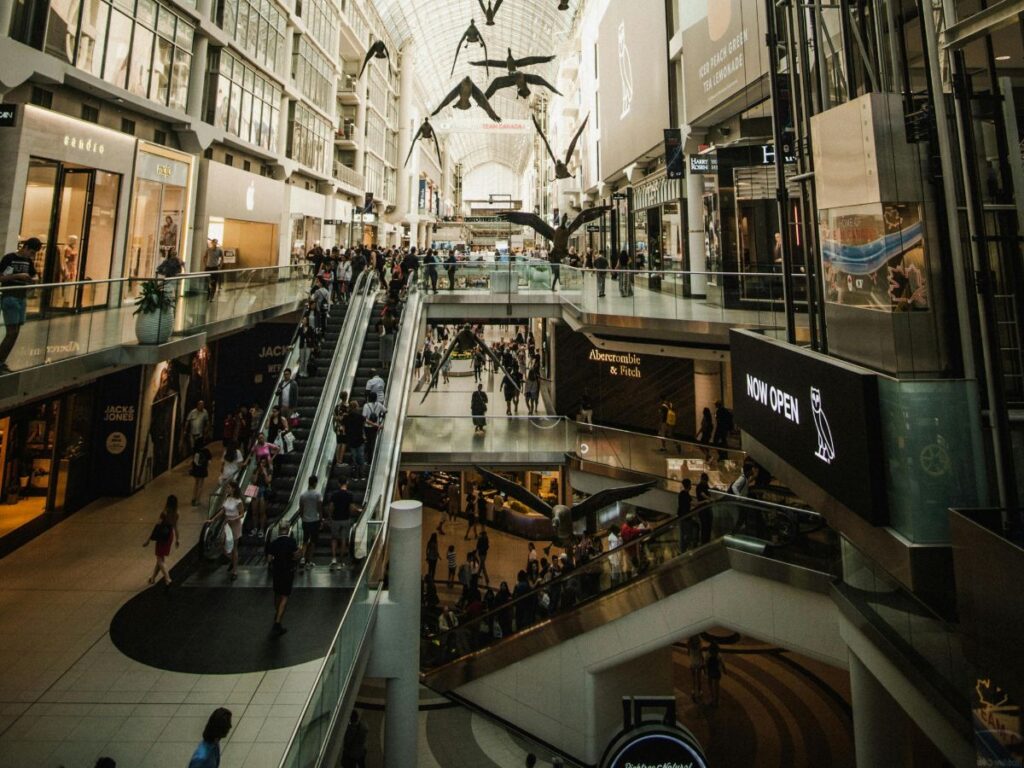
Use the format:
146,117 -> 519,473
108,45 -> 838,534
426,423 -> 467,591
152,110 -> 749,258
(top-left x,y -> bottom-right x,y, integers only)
729,329 -> 888,524
600,698 -> 709,768
433,119 -> 533,135
689,154 -> 719,174
664,129 -> 684,179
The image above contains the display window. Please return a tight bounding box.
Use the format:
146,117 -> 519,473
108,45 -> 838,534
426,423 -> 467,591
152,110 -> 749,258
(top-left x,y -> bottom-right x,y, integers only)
16,157 -> 121,314
126,143 -> 193,280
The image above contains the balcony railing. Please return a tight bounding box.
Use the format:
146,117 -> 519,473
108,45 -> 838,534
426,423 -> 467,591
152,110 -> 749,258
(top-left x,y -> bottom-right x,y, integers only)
335,123 -> 357,141
334,163 -> 364,189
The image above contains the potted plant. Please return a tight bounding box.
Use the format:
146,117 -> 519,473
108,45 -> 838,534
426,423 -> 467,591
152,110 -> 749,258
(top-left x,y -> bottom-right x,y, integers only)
134,279 -> 175,344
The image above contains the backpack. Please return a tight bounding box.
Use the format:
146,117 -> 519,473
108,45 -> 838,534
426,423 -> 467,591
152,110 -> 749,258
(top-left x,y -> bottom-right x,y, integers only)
666,407 -> 677,426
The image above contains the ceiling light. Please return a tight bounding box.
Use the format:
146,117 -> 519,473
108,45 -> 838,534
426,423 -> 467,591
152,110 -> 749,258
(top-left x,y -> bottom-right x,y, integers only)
996,55 -> 1011,61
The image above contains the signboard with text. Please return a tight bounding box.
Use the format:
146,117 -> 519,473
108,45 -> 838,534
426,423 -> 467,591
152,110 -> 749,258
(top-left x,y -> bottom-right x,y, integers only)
664,128 -> 684,179
730,329 -> 888,523
689,154 -> 719,174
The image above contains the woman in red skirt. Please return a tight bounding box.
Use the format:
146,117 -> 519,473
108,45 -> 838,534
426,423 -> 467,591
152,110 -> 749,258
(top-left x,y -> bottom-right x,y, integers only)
144,495 -> 179,586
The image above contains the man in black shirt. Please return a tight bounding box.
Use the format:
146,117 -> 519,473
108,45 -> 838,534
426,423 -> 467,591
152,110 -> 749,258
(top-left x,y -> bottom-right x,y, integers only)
0,238 -> 41,373
341,401 -> 367,477
327,478 -> 361,568
267,521 -> 300,635
677,478 -> 694,551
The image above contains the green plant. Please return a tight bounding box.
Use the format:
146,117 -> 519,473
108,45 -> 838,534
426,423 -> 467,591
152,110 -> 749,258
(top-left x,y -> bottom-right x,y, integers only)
133,280 -> 175,316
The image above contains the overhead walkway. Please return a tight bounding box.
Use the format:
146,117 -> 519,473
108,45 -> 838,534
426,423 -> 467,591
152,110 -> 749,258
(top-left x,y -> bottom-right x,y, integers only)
0,265 -> 312,410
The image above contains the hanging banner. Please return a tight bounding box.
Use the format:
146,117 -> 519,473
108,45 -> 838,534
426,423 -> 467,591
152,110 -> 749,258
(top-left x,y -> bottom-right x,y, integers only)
664,128 -> 684,179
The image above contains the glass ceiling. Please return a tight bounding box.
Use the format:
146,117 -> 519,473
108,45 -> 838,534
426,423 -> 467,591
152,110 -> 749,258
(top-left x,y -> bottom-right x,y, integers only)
375,0 -> 581,173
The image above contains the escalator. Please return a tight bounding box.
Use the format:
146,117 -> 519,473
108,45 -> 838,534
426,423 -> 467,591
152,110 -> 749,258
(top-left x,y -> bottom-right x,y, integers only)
419,494 -> 838,692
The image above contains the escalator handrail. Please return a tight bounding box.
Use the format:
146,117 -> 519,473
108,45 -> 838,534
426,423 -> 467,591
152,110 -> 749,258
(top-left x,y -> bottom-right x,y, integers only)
421,495 -> 829,662
280,271 -> 378,533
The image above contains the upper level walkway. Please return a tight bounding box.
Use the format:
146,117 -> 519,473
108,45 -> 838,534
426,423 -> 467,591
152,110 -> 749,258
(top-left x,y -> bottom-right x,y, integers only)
0,266 -> 310,409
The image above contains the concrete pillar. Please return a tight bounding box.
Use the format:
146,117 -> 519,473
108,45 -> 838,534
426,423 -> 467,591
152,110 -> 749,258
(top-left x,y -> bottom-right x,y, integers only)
849,653 -> 910,768
0,0 -> 15,47
384,499 -> 422,768
396,48 -> 416,218
686,165 -> 706,298
693,360 -> 721,433
186,36 -> 209,122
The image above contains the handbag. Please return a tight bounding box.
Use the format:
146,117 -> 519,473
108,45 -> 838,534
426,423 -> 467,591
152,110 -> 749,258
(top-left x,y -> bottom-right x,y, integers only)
289,413 -> 300,428
283,432 -> 296,453
244,483 -> 259,498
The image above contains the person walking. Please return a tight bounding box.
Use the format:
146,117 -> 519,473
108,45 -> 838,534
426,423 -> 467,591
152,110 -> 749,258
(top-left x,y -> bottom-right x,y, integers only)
267,520 -> 300,634
204,238 -> 224,301
328,477 -> 359,569
424,249 -> 439,293
657,396 -> 675,451
425,532 -> 440,582
298,315 -> 318,377
550,251 -> 561,291
471,383 -> 489,434
616,249 -> 633,297
445,250 -> 458,290
143,495 -> 179,586
276,368 -> 298,419
687,634 -> 704,702
362,391 -> 385,463
218,442 -> 243,493
464,492 -> 480,541
476,526 -> 490,584
341,710 -> 369,768
446,543 -> 457,585
697,406 -> 714,460
443,482 -> 460,535
366,369 -> 386,402
252,456 -> 273,537
185,400 -> 210,453
706,642 -> 725,707
594,249 -> 609,297
713,400 -> 734,458
189,439 -> 212,507
502,371 -> 517,415
188,707 -> 232,768
0,237 -> 40,373
677,478 -> 694,551
341,400 -> 367,478
216,482 -> 244,580
298,475 -> 324,568
577,390 -> 594,430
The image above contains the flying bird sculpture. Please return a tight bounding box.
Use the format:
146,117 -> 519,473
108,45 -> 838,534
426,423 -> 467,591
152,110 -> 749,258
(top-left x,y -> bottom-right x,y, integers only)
486,71 -> 561,99
471,48 -> 557,74
534,113 -> 588,179
421,325 -> 519,402
556,0 -> 570,9
500,207 -> 609,261
452,19 -> 488,77
475,465 -> 655,550
477,0 -> 503,25
404,118 -> 443,169
432,77 -> 502,122
358,40 -> 389,79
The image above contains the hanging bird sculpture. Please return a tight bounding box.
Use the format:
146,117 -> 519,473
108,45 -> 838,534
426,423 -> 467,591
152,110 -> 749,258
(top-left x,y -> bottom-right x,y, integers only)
556,0 -> 570,9
500,208 -> 609,261
474,465 -> 656,551
404,118 -> 443,169
478,0 -> 503,25
452,19 -> 488,77
486,71 -> 561,100
358,40 -> 390,79
420,325 -> 520,402
534,113 -> 588,179
471,48 -> 557,75
432,77 -> 502,122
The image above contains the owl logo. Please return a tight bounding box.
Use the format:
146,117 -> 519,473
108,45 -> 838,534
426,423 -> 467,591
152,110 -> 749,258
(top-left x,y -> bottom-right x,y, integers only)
810,387 -> 835,464
618,21 -> 634,119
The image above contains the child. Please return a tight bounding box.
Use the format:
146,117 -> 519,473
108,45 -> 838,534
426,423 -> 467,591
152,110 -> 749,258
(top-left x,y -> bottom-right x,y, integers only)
446,544 -> 457,586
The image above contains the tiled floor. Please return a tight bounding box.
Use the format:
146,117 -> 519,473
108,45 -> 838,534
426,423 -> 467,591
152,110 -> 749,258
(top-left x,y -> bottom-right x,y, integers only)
0,454 -> 327,768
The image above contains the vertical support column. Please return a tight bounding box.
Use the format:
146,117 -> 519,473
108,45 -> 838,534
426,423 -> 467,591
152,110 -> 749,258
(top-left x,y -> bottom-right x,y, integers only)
849,653 -> 910,768
384,499 -> 422,768
0,0 -> 16,46
686,165 -> 706,298
693,360 -> 721,434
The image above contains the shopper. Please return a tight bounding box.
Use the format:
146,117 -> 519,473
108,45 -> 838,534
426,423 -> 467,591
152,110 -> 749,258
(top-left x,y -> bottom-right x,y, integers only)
577,390 -> 594,430
362,391 -> 386,461
502,370 -> 517,415
425,532 -> 440,582
328,477 -> 359,569
617,249 -> 633,297
713,400 -> 734,458
706,642 -> 725,707
476,525 -> 490,584
697,406 -> 714,460
218,442 -> 243,492
687,634 -> 704,702
143,495 -> 179,586
471,383 -> 489,434
204,238 -> 224,301
424,249 -> 439,293
189,438 -> 212,507
366,369 -> 386,402
185,400 -> 210,453
0,237 -> 40,373
607,524 -> 623,585
217,482 -> 244,580
299,475 -> 324,567
341,710 -> 369,768
298,315 -> 318,377
188,707 -> 232,768
267,520 -> 300,635
550,250 -> 561,291
446,543 -> 457,585
464,492 -> 479,541
594,249 -> 609,297
252,456 -> 273,537
342,400 -> 367,478
276,368 -> 298,418
677,478 -> 694,551
657,395 -> 675,451
445,250 -> 458,290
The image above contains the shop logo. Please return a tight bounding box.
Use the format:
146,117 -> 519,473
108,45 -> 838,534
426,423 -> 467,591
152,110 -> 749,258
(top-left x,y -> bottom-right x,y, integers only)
617,21 -> 634,120
810,387 -> 835,464
246,182 -> 256,212
64,135 -> 105,155
103,405 -> 136,422
106,432 -> 128,455
156,164 -> 173,178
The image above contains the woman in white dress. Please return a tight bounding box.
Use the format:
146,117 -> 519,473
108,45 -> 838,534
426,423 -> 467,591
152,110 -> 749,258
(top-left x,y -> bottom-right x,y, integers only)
216,482 -> 245,580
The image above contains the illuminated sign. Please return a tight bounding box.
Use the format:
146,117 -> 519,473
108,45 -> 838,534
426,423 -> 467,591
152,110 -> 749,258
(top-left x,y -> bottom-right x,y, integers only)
589,349 -> 641,379
0,104 -> 16,127
64,135 -> 105,154
689,154 -> 718,174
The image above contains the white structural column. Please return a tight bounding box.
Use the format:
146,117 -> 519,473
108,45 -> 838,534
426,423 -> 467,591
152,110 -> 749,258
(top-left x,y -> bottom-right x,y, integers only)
849,653 -> 910,768
396,47 -> 416,222
383,499 -> 422,768
692,360 -> 722,432
686,164 -> 706,297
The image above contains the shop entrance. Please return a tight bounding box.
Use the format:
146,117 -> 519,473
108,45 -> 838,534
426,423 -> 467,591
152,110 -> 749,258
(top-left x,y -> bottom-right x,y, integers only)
17,158 -> 120,314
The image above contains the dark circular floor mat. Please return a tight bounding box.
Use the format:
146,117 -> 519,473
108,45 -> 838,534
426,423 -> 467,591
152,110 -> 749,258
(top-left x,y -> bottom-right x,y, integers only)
110,585 -> 352,674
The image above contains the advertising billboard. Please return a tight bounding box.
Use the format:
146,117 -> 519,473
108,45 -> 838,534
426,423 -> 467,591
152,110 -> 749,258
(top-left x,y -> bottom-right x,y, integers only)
596,0 -> 670,178
730,329 -> 888,524
681,0 -> 770,124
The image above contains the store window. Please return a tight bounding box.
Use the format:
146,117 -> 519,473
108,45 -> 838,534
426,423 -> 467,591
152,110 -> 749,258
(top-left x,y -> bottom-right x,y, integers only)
126,145 -> 192,279
10,0 -> 193,110
16,158 -> 120,313
207,49 -> 282,153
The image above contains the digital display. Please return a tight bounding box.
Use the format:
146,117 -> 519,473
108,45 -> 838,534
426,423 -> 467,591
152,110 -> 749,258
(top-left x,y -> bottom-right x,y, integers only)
729,329 -> 888,524
597,0 -> 670,177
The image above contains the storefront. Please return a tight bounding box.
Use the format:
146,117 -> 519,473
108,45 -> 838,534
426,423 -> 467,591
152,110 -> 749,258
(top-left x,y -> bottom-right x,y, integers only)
198,159 -> 283,269
289,184 -> 328,261
125,141 -> 195,280
632,172 -> 684,272
1,105 -> 135,315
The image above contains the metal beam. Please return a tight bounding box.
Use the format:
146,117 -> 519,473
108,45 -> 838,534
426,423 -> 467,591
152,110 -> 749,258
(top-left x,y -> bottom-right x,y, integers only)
940,0 -> 1024,50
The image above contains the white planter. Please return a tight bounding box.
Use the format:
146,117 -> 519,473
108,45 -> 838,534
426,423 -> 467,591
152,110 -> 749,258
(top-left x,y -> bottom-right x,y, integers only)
135,309 -> 174,344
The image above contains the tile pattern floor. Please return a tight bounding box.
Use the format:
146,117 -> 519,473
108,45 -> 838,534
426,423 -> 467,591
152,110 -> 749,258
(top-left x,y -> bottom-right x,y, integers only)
0,455 -> 328,768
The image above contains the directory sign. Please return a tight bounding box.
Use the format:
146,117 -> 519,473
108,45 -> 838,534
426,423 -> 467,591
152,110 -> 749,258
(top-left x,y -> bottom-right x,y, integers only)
729,329 -> 888,524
